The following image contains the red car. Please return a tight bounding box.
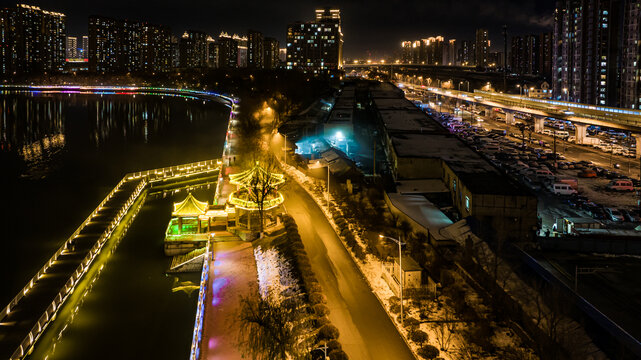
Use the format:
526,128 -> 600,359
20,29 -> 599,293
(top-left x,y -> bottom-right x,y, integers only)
578,169 -> 597,178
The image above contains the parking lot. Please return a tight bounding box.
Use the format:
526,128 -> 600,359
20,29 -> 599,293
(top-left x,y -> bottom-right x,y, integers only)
409,98 -> 641,233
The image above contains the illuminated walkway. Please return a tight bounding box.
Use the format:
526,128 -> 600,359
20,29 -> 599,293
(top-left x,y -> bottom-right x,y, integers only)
0,180 -> 142,359
200,240 -> 258,360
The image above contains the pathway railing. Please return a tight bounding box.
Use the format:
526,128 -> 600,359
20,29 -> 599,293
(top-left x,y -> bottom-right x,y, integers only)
189,241 -> 211,360
0,85 -> 238,107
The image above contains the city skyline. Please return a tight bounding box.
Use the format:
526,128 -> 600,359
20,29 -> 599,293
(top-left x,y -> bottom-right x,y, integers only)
11,0 -> 555,58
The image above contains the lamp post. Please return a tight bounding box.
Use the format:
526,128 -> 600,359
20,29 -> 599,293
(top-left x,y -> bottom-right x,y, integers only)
326,165 -> 330,209
315,343 -> 329,360
283,133 -> 287,165
379,234 -> 406,326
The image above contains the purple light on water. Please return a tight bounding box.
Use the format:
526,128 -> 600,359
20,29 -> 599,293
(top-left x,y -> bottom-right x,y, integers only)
211,297 -> 221,306
214,260 -> 223,267
214,269 -> 221,276
208,337 -> 218,349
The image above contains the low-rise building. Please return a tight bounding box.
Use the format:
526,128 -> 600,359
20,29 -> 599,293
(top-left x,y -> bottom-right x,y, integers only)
368,82 -> 537,242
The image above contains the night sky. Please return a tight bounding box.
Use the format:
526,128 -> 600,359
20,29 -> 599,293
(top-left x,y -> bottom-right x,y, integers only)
6,0 -> 555,59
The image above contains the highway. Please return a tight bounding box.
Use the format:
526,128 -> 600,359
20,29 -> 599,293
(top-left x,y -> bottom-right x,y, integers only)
283,181 -> 415,360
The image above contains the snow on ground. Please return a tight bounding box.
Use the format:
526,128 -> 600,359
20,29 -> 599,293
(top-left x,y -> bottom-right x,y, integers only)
254,245 -> 301,304
280,161 -> 477,359
279,159 -> 547,359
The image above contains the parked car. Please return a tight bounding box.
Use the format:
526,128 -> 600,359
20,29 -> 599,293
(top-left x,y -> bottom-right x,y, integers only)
578,169 -> 597,178
607,179 -> 634,191
620,209 -> 641,222
605,207 -> 625,222
550,183 -> 578,196
536,169 -> 555,181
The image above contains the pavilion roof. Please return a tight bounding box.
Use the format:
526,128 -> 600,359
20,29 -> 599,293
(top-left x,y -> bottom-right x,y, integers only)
173,193 -> 208,216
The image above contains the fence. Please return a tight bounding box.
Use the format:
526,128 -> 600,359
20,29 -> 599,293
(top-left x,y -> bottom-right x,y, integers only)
189,241 -> 211,360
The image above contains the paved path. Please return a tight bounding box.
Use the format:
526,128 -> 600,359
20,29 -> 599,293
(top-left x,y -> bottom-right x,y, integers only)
200,240 -> 258,360
283,182 -> 415,360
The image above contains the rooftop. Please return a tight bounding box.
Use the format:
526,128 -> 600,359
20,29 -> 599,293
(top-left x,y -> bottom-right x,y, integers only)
387,193 -> 453,242
395,255 -> 424,272
390,133 -> 526,195
173,193 -> 208,216
373,98 -> 418,111
378,108 -> 447,134
369,82 -> 404,99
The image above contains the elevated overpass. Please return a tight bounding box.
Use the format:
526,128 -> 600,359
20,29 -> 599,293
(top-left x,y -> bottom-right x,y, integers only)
401,83 -> 641,157
344,62 -> 543,92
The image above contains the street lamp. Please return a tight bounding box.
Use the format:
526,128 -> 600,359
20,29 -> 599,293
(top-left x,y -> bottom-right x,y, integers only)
315,343 -> 329,360
283,133 -> 287,165
379,234 -> 406,326
326,164 -> 331,209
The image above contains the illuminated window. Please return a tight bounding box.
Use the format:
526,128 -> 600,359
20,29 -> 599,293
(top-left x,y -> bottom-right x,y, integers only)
465,196 -> 470,211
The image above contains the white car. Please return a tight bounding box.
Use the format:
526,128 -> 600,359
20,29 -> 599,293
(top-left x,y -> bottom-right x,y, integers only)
550,183 -> 577,196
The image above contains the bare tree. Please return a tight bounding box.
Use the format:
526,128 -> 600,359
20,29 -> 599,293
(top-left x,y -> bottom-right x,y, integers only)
454,341 -> 482,360
432,307 -> 456,352
237,293 -> 310,360
244,155 -> 283,233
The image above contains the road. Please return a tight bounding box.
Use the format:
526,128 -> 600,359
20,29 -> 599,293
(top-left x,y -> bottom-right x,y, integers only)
283,181 -> 415,360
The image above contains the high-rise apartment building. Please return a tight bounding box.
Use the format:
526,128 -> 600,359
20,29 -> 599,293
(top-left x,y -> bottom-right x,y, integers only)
218,33 -> 238,69
264,37 -> 279,69
510,33 -> 552,77
88,16 -> 171,73
444,39 -> 457,65
140,23 -> 171,73
237,34 -> 248,68
458,40 -> 475,66
66,36 -> 78,59
488,51 -> 503,68
247,29 -> 264,68
538,32 -> 553,80
401,41 -> 412,63
552,0 -> 624,106
425,36 -> 444,65
206,36 -> 219,68
179,30 -> 207,69
620,0 -> 641,108
286,8 -> 343,74
81,35 -> 88,58
170,35 -> 180,68
0,4 -> 66,74
475,28 -> 489,67
0,9 -> 13,75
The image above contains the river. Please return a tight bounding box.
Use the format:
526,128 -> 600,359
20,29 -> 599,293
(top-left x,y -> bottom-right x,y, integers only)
0,91 -> 229,359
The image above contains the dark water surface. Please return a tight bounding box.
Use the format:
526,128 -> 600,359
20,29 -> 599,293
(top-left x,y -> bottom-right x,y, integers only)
0,92 -> 229,359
